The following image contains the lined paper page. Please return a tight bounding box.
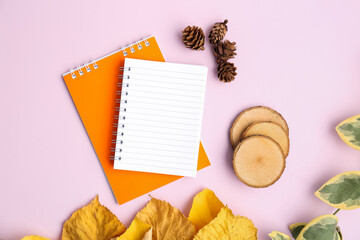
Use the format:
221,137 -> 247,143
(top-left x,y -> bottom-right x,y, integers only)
113,58 -> 207,177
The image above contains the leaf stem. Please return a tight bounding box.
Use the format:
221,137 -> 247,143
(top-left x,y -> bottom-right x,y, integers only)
333,208 -> 341,215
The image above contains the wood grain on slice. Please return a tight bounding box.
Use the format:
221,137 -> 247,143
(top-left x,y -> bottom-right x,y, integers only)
233,136 -> 285,188
230,106 -> 288,149
243,121 -> 290,157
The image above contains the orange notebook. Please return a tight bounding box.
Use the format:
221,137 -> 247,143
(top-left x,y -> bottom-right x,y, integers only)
63,36 -> 210,204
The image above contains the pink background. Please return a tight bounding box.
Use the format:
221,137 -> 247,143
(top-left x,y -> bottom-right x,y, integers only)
1,0 -> 360,239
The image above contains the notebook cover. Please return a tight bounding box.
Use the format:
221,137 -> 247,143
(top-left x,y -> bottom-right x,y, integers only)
63,36 -> 210,204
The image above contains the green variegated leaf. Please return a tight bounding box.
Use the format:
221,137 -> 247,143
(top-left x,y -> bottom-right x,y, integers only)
336,114 -> 360,151
315,171 -> 360,210
296,215 -> 338,240
289,223 -> 306,239
269,231 -> 291,240
290,222 -> 342,240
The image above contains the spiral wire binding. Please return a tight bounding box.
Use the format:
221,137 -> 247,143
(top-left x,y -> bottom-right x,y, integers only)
67,37 -> 150,80
69,59 -> 98,79
70,69 -> 76,79
66,37 -> 151,160
130,46 -> 135,53
137,42 -> 142,50
84,62 -> 91,72
111,65 -> 135,160
91,59 -> 98,69
77,66 -> 84,76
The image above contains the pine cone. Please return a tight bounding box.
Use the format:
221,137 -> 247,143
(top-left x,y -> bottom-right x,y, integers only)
209,19 -> 228,44
218,62 -> 237,82
213,40 -> 237,64
181,26 -> 205,50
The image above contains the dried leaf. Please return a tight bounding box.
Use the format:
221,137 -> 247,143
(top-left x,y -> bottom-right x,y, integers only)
62,195 -> 126,240
268,231 -> 291,240
188,189 -> 224,231
21,236 -> 50,240
315,171 -> 360,210
140,228 -> 152,240
116,218 -> 151,240
193,207 -> 257,240
136,198 -> 195,240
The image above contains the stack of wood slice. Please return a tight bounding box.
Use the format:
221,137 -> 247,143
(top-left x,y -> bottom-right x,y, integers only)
230,106 -> 290,188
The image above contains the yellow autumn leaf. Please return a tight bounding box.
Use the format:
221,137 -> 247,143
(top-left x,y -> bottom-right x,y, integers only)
62,195 -> 126,240
21,236 -> 50,240
188,188 -> 225,231
116,218 -> 152,240
193,207 -> 257,240
136,197 -> 195,240
140,228 -> 152,240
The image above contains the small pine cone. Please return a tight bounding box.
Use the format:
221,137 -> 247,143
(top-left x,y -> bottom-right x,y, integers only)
209,19 -> 228,44
181,26 -> 205,50
218,62 -> 237,82
213,40 -> 237,64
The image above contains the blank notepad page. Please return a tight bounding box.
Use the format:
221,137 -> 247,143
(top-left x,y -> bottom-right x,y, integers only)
113,58 -> 207,177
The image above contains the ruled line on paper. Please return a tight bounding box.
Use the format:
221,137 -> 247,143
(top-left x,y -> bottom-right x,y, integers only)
124,122 -> 199,132
127,78 -> 205,87
129,89 -> 204,99
120,151 -> 195,160
126,99 -> 202,109
115,157 -> 196,166
128,82 -> 205,93
121,145 -> 197,154
120,128 -> 199,138
130,73 -> 205,81
120,116 -> 199,126
129,66 -> 206,76
126,94 -> 204,104
116,139 -> 198,150
121,133 -> 198,142
123,111 -> 202,121
124,106 -> 202,116
114,162 -> 196,170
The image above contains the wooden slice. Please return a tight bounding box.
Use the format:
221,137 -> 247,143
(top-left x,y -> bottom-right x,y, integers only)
233,136 -> 285,188
242,121 -> 290,157
230,106 -> 289,148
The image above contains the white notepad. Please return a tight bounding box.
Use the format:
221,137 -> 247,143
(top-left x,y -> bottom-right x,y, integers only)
113,58 -> 207,177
